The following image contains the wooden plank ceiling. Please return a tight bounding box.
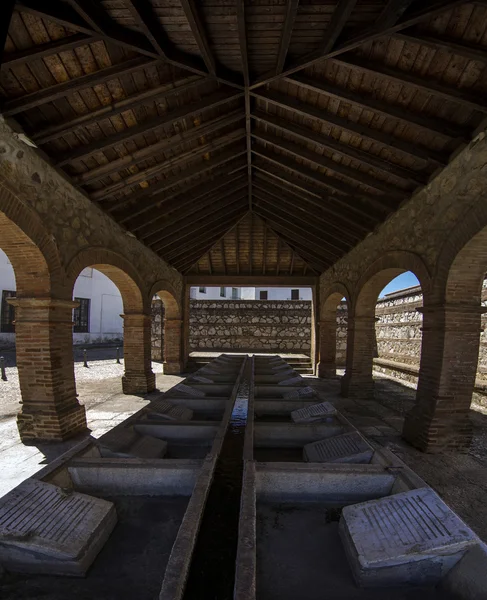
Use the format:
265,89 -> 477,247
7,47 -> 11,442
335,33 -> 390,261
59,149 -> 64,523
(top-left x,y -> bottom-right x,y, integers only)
1,1 -> 487,277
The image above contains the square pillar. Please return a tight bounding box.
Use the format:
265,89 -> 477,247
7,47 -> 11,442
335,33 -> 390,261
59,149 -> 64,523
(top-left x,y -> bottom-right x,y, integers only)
403,303 -> 485,453
121,313 -> 156,394
317,318 -> 338,378
340,315 -> 377,399
163,318 -> 184,375
9,298 -> 87,443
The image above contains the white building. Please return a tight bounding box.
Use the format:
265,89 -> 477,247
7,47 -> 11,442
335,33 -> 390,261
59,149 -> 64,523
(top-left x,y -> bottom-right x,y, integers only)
190,286 -> 312,300
0,250 -> 123,347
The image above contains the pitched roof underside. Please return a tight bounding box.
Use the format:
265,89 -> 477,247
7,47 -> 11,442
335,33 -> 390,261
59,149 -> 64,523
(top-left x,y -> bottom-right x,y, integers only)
1,1 -> 487,276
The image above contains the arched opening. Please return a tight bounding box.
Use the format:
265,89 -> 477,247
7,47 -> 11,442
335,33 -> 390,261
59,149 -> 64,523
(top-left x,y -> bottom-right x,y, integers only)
319,284 -> 350,378
150,283 -> 183,375
0,198 -> 85,443
342,252 -> 429,400
67,251 -> 155,396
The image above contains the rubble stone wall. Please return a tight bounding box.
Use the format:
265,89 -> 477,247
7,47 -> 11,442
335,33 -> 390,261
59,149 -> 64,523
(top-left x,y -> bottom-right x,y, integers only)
189,299 -> 312,354
151,298 -> 165,361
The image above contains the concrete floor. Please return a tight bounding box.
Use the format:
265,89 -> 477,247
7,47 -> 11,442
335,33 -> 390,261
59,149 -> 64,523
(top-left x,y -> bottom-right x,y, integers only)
0,351 -> 183,497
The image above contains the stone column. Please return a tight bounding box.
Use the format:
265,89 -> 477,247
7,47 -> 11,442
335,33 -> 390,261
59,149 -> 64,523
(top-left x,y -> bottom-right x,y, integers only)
340,315 -> 377,398
317,318 -> 338,377
403,303 -> 485,452
9,298 -> 87,443
163,318 -> 184,375
121,313 -> 156,394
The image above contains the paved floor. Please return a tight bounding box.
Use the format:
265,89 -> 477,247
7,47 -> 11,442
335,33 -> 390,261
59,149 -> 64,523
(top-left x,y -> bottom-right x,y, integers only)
0,353 -> 183,498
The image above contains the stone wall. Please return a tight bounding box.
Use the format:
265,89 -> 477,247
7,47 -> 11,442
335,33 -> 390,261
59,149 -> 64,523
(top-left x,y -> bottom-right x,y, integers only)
189,299 -> 311,354
151,298 -> 165,361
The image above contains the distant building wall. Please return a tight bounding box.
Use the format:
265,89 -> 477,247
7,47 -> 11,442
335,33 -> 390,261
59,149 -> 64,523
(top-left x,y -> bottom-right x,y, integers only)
189,299 -> 312,354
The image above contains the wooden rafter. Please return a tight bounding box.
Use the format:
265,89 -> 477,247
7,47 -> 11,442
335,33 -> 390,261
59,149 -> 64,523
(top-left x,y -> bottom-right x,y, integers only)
329,54 -> 487,114
251,111 -> 428,186
180,0 -> 215,75
251,89 -> 448,165
250,0 -> 473,87
285,74 -> 470,140
112,149 -> 246,219
251,129 -> 409,199
252,145 -> 391,218
2,32 -> 96,67
0,1 -> 15,64
393,29 -> 487,63
319,0 -> 358,55
33,76 -> 205,145
376,0 -> 415,29
276,0 -> 299,74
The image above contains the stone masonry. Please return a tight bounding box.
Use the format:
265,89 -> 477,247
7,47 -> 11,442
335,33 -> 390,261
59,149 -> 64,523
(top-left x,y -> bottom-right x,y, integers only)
189,300 -> 311,354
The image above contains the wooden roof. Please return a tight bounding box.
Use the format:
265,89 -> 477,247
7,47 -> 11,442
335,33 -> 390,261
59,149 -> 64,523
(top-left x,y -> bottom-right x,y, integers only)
1,1 -> 487,277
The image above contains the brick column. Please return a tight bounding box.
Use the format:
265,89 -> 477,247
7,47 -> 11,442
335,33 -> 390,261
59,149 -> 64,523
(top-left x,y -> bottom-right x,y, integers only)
121,313 -> 156,394
340,315 -> 377,398
403,303 -> 485,452
9,298 -> 87,443
317,318 -> 338,377
163,318 -> 184,375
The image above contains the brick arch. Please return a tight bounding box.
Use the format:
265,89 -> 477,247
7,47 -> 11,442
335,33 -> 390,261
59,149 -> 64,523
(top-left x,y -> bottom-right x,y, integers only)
66,247 -> 146,313
434,204 -> 487,305
149,280 -> 182,320
321,282 -> 350,319
0,183 -> 63,297
354,251 -> 431,318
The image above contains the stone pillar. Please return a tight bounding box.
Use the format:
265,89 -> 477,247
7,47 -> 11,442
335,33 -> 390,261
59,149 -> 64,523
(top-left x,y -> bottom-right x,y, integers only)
9,298 -> 87,443
340,315 -> 377,398
163,318 -> 184,375
121,313 -> 156,394
403,303 -> 485,452
317,318 -> 338,377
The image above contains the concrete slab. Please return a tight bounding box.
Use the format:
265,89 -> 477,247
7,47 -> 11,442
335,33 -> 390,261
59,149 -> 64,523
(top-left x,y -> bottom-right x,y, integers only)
174,383 -> 206,397
189,375 -> 215,383
278,376 -> 303,386
127,436 -> 167,459
283,386 -> 315,400
147,399 -> 193,421
98,427 -> 139,457
304,432 -> 373,464
340,487 -> 479,587
291,402 -> 337,423
0,479 -> 116,576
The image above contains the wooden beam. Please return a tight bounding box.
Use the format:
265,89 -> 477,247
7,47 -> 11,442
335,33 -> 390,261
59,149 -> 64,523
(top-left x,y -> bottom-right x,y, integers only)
112,150 -> 246,221
236,223 -> 240,275
262,222 -> 267,275
249,211 -> 253,275
251,163 -> 371,234
178,217 -> 247,273
253,193 -> 349,257
91,129 -> 245,201
180,0 -> 215,75
251,89 -> 448,165
250,0 -> 471,88
113,156 -> 246,223
320,0 -> 358,54
252,129 -> 409,199
158,202 -> 248,256
330,54 -> 487,114
285,73 -> 470,140
141,183 -> 248,245
276,237 -> 281,276
2,56 -> 156,116
252,145 -> 390,218
188,275 -> 318,286
123,0 -> 171,58
276,0 -> 299,74
57,90 -> 243,166
151,195 -> 248,251
262,224 -> 320,276
252,183 -> 358,249
376,0 -> 415,28
393,30 -> 487,64
34,76 -> 205,145
0,1 -> 15,65
2,32 -> 96,67
133,175 -> 247,236
76,110 -> 243,186
221,238 -> 227,275
236,1 -> 252,211
251,110 -> 428,186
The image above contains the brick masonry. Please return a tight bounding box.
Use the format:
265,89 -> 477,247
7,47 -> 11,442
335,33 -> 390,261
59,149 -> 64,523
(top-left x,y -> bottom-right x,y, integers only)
189,299 -> 312,354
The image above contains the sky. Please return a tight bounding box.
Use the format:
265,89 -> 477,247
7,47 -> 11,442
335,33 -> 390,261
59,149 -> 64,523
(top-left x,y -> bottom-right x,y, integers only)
379,271 -> 420,298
